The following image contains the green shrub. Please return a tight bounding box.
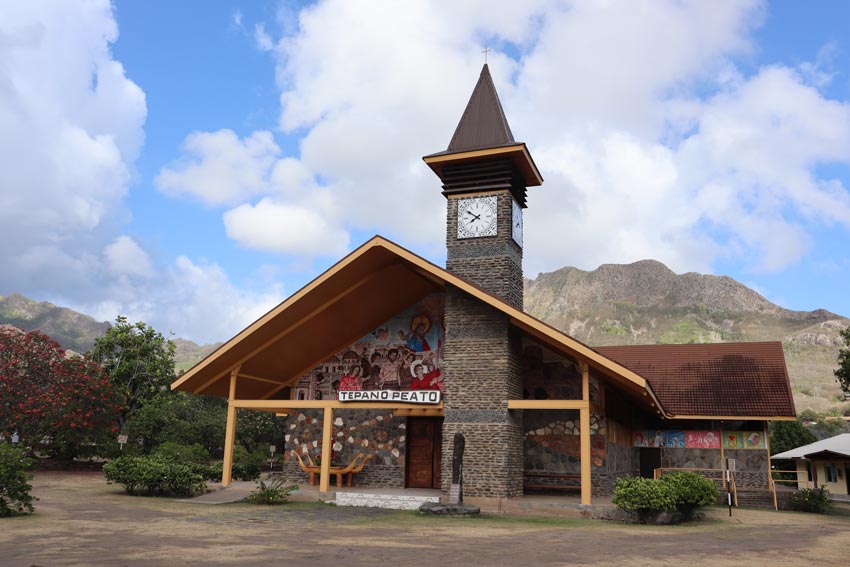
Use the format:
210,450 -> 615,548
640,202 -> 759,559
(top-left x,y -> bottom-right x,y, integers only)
0,444 -> 36,517
247,478 -> 298,505
153,442 -> 210,464
103,456 -> 206,497
612,476 -> 676,523
200,461 -> 261,482
792,487 -> 832,514
659,471 -> 718,521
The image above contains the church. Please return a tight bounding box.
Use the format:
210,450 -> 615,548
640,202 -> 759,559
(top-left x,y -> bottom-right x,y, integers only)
171,65 -> 796,508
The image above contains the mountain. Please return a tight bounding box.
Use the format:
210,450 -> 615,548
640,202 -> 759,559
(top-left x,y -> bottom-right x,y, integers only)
4,260 -> 848,414
0,293 -> 219,371
0,293 -> 110,353
525,260 -> 849,414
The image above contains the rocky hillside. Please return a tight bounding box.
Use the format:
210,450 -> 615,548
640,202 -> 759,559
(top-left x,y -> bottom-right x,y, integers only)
0,293 -> 218,371
525,260 -> 849,414
0,293 -> 110,353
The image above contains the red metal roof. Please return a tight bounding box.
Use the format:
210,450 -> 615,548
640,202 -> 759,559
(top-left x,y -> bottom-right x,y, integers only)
596,342 -> 796,418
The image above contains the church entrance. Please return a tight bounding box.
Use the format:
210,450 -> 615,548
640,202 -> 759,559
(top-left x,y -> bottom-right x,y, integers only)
405,417 -> 443,489
639,448 -> 661,478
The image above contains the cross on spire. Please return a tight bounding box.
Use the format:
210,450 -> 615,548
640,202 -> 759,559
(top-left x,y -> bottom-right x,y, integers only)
482,47 -> 491,64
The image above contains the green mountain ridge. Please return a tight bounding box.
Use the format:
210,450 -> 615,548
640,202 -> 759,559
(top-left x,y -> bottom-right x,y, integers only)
0,293 -> 219,370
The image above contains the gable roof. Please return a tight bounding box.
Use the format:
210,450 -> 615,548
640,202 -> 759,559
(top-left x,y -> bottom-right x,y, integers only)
771,433 -> 850,460
171,236 -> 655,407
596,343 -> 796,419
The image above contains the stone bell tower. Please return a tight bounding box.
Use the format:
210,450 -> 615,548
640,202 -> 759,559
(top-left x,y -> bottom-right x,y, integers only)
423,64 -> 543,500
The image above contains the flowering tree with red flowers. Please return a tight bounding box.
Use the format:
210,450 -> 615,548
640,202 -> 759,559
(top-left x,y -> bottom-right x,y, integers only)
0,327 -> 122,458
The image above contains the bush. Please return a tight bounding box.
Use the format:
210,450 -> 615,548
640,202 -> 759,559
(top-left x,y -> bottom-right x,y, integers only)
201,461 -> 261,482
659,471 -> 718,521
103,456 -> 206,497
613,473 -> 718,523
247,478 -> 298,505
792,487 -> 831,514
0,444 -> 36,516
153,442 -> 210,464
612,476 -> 676,523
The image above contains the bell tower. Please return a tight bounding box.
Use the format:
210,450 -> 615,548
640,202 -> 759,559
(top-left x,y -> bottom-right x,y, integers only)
424,64 -> 542,310
423,65 -> 543,500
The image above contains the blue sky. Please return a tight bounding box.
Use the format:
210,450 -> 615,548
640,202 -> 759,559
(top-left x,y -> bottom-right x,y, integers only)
1,1 -> 849,343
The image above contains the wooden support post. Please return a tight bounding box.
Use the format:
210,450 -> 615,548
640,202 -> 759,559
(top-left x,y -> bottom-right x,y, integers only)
221,367 -> 240,487
580,361 -> 592,505
719,421 -> 727,491
764,420 -> 778,510
319,407 -> 333,493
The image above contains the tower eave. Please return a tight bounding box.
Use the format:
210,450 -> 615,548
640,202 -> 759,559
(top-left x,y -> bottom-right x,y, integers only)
423,142 -> 543,189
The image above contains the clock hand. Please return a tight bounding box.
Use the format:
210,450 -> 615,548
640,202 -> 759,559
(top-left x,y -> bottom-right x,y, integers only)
466,210 -> 481,222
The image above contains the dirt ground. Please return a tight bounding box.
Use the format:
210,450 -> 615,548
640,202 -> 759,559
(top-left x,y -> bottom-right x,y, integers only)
3,472 -> 849,567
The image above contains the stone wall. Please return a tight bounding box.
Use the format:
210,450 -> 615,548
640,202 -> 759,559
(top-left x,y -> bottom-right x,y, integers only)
659,447 -> 769,488
441,287 -> 525,498
282,409 -> 406,488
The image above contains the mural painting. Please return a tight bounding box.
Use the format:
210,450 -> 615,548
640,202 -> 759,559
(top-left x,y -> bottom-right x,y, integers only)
632,430 -> 763,449
293,294 -> 445,401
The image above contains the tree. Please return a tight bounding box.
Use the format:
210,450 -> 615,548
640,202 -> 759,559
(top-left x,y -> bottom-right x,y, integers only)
770,419 -> 817,456
89,317 -> 176,429
0,328 -> 121,457
835,325 -> 850,396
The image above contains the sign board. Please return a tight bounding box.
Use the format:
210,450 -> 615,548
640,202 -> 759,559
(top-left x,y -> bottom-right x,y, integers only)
269,445 -> 277,455
338,390 -> 441,405
726,458 -> 736,472
117,434 -> 129,445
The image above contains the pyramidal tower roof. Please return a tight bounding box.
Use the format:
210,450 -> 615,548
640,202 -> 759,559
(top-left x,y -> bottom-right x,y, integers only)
447,64 -> 515,152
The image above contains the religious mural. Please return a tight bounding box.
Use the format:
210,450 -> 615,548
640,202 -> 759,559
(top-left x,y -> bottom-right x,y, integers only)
631,430 -> 765,450
292,294 -> 445,401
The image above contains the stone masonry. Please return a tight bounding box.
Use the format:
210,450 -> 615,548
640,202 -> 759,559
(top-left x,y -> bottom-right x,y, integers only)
440,286 -> 525,498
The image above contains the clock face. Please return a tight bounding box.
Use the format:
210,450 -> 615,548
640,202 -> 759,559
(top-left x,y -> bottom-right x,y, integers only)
512,198 -> 523,247
457,196 -> 498,238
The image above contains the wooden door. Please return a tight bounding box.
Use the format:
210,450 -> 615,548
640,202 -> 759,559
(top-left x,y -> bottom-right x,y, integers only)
406,418 -> 443,489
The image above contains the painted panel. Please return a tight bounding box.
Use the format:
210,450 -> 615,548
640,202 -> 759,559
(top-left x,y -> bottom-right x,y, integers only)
293,294 -> 444,401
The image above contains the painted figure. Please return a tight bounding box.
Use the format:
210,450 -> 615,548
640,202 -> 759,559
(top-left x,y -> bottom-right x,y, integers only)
406,315 -> 432,352
338,366 -> 364,393
410,360 -> 443,391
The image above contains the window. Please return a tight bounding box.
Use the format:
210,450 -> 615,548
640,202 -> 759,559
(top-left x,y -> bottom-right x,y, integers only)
825,463 -> 838,483
806,462 -> 813,482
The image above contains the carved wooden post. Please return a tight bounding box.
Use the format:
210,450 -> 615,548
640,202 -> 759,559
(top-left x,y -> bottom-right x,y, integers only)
450,433 -> 465,504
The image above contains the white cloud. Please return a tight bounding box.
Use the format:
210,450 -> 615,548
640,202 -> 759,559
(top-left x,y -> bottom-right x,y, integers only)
0,0 -> 145,293
254,23 -> 274,52
156,129 -> 280,206
197,0 -> 845,280
0,3 -> 285,344
83,255 -> 282,344
104,236 -> 153,278
224,197 -> 349,256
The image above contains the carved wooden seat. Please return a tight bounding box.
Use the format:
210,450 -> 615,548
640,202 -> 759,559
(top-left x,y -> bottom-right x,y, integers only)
344,453 -> 373,487
294,452 -> 368,488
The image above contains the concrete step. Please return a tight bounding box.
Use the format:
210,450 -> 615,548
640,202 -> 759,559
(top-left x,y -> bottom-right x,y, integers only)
335,490 -> 440,510
734,489 -> 775,509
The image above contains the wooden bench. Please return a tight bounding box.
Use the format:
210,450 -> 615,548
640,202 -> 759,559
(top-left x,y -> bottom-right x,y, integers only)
523,472 -> 581,493
293,452 -> 369,488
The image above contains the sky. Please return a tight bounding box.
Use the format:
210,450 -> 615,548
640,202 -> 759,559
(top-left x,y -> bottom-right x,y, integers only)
1,0 -> 849,344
